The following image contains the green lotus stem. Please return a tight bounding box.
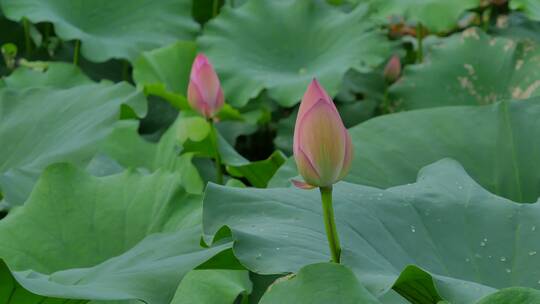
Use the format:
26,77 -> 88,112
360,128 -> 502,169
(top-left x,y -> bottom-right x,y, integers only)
320,186 -> 341,263
122,60 -> 130,81
230,0 -> 235,7
73,40 -> 80,66
44,23 -> 51,42
22,18 -> 32,57
240,292 -> 249,304
382,88 -> 390,114
212,0 -> 219,17
483,7 -> 492,31
416,23 -> 423,63
209,120 -> 224,185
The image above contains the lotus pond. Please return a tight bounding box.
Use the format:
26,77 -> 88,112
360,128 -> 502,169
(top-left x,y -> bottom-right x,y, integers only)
1,0 -> 540,303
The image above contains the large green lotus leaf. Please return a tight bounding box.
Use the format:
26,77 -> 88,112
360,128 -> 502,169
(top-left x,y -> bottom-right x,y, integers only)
198,0 -> 391,107
0,0 -> 199,62
97,121 -> 156,172
177,114 -> 286,188
378,291 -> 410,304
0,62 -> 146,116
492,13 -> 540,44
132,41 -> 197,110
259,263 -> 381,304
390,29 -> 540,110
98,120 -> 203,193
214,134 -> 286,188
0,164 -> 230,303
89,302 -> 141,304
138,96 -> 179,137
170,270 -> 251,304
0,63 -> 146,206
226,151 -> 287,188
101,114 -> 283,189
204,159 -> 540,303
368,0 -> 478,32
192,0 -> 222,25
476,287 -> 540,303
0,260 -> 55,304
337,69 -> 387,104
511,0 -> 540,21
271,98 -> 540,204
216,120 -> 258,147
273,111 -> 297,156
46,40 -> 128,83
0,62 -> 92,88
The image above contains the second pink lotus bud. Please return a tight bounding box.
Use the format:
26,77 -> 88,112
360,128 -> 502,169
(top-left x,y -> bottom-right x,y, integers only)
187,54 -> 224,119
292,79 -> 353,189
383,55 -> 401,83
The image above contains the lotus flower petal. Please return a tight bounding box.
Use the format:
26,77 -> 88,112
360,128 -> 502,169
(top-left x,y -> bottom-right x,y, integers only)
297,79 -> 335,116
291,179 -> 316,190
294,147 -> 321,187
196,63 -> 221,103
188,81 -> 211,117
338,129 -> 353,180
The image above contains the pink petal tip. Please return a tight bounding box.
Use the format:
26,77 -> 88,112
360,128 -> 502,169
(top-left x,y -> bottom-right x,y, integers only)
291,179 -> 316,190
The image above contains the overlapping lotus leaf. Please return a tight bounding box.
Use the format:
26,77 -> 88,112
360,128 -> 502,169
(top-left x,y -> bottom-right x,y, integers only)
0,164 -> 229,303
390,29 -> 540,110
98,120 -> 204,193
0,0 -> 199,62
0,63 -> 146,206
271,98 -> 540,203
171,270 -> 252,304
511,0 -> 540,21
132,41 -> 197,110
259,263 -> 382,304
198,0 -> 391,107
368,0 -> 479,32
205,159 -> 540,303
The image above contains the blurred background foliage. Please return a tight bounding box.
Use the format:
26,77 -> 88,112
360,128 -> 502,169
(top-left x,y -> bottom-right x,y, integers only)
1,0 -> 538,167
1,0 -> 540,303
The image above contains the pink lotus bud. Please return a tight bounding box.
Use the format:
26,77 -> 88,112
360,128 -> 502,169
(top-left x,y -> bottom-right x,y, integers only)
383,55 -> 401,83
187,54 -> 224,118
292,79 -> 353,189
